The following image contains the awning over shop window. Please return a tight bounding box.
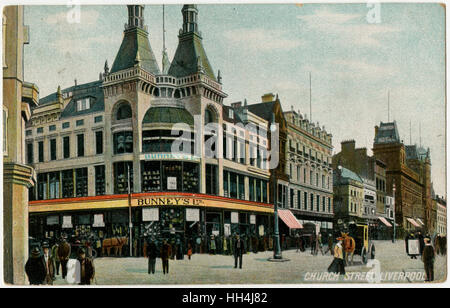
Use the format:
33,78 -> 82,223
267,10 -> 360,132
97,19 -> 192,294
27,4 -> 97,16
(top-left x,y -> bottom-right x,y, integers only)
416,218 -> 425,226
378,216 -> 392,227
278,209 -> 303,229
407,218 -> 421,228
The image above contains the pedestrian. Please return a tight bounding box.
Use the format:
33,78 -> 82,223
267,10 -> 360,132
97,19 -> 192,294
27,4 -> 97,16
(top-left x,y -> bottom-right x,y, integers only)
325,234 -> 334,255
234,234 -> 245,269
187,242 -> 193,260
146,239 -> 158,274
160,240 -> 172,275
422,237 -> 435,282
417,231 -> 425,256
317,233 -> 324,256
295,233 -> 301,252
327,237 -> 345,276
57,237 -> 71,279
77,248 -> 95,285
51,241 -> 60,279
42,242 -> 54,285
311,234 -> 317,255
25,247 -> 46,285
210,235 -> 216,255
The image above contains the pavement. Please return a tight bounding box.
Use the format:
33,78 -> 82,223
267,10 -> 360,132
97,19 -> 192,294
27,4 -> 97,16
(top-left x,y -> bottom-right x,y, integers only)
52,240 -> 447,285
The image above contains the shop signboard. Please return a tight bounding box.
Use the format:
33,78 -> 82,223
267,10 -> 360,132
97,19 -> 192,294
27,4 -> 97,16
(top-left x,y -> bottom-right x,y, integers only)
186,208 -> 200,222
408,239 -> 420,255
167,177 -> 177,190
231,212 -> 239,224
250,214 -> 256,224
62,216 -> 72,228
46,215 -> 59,226
224,223 -> 231,236
259,225 -> 265,236
93,214 -> 105,227
142,208 -> 159,222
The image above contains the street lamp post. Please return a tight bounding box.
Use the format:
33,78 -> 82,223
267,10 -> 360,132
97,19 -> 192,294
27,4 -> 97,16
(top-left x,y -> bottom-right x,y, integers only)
392,183 -> 396,243
272,170 -> 282,259
268,113 -> 288,262
127,164 -> 133,257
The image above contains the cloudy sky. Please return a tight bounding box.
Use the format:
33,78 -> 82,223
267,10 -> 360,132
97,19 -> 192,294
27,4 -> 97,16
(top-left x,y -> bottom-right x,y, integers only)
23,3 -> 446,195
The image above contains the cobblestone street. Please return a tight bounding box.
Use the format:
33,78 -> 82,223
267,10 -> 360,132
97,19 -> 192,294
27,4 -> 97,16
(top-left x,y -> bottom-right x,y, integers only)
52,241 -> 447,285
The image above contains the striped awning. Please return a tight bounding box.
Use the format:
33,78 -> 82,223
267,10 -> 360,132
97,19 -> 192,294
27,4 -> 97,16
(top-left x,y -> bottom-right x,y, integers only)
378,216 -> 392,227
416,218 -> 425,226
407,218 -> 421,228
278,209 -> 303,229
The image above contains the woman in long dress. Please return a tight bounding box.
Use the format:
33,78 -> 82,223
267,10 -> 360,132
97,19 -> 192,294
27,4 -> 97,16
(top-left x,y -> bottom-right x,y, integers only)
328,237 -> 346,275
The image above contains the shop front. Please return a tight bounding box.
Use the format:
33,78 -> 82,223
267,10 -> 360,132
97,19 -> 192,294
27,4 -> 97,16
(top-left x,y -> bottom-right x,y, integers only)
29,192 -> 274,257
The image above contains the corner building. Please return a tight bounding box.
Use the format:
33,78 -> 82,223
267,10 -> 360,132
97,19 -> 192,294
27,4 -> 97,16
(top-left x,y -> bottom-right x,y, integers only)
26,5 -> 273,255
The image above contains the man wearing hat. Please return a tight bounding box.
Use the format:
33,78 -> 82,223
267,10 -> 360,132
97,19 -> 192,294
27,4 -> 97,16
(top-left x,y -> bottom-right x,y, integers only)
25,247 -> 46,285
42,241 -> 55,285
422,237 -> 435,282
57,236 -> 71,279
77,248 -> 95,285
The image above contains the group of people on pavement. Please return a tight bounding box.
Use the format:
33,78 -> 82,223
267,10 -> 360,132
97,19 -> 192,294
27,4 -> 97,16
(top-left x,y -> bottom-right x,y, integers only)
405,231 -> 443,282
25,237 -> 95,285
145,234 -> 247,275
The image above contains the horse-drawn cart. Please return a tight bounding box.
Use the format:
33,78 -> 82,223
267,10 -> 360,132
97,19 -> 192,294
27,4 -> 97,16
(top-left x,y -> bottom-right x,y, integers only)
341,223 -> 375,265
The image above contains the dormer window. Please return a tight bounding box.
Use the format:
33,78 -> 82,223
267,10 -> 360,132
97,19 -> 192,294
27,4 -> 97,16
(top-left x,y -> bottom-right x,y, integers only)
229,109 -> 234,119
76,98 -> 90,112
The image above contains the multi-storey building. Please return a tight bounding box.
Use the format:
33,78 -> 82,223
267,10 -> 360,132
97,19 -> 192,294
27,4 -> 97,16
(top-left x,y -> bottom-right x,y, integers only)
332,140 -> 393,229
333,166 -> 364,226
372,121 -> 432,234
25,5 -> 274,254
435,195 -> 446,236
3,6 -> 39,284
282,108 -> 334,233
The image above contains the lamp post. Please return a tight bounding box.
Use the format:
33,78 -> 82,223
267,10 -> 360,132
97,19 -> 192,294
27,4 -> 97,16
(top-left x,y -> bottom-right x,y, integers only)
268,113 -> 288,262
272,169 -> 282,259
392,183 -> 396,243
127,164 -> 133,257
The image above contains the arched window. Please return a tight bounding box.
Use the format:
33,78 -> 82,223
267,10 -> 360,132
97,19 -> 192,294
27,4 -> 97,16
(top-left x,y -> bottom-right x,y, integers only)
116,104 -> 132,120
204,108 -> 215,124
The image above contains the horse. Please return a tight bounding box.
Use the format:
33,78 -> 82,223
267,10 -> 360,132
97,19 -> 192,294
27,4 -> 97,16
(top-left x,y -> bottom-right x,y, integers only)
102,237 -> 128,257
341,232 -> 356,266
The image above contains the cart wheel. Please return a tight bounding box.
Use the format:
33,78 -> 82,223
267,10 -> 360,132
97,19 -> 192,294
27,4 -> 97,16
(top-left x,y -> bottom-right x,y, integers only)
361,247 -> 368,264
370,244 -> 375,260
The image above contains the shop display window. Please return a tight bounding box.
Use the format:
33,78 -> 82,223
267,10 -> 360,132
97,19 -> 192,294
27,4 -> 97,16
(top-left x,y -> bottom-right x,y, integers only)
141,161 -> 161,192
75,168 -> 88,197
62,170 -> 74,198
238,174 -> 245,200
162,161 -> 182,191
183,162 -> 199,193
37,173 -> 47,200
95,165 -> 106,196
113,131 -> 133,154
49,171 -> 60,199
114,162 -> 133,194
205,164 -> 218,195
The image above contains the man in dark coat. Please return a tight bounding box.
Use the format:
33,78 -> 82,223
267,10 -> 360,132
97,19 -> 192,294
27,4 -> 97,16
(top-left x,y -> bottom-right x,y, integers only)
42,242 -> 54,285
422,237 -> 435,282
77,248 -> 95,285
57,237 -> 71,279
160,240 -> 172,275
417,231 -> 425,256
25,248 -> 46,285
234,234 -> 245,269
146,239 -> 158,274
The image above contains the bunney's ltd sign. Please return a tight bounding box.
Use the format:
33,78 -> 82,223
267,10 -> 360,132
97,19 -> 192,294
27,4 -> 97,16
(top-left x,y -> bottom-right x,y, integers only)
134,197 -> 205,207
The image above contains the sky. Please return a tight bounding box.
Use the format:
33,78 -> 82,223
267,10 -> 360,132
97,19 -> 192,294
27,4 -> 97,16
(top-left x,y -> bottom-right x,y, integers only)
23,3 -> 446,196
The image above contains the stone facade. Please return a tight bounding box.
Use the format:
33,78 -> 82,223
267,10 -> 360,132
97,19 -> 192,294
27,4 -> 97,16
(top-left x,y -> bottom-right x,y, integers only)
282,108 -> 334,231
3,6 -> 38,284
25,5 -> 275,248
372,121 -> 432,233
